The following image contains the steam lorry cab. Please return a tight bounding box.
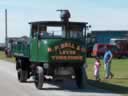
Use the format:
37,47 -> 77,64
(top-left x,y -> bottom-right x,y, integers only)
12,10 -> 88,89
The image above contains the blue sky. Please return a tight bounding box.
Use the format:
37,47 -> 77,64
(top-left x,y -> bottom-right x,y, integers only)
0,0 -> 128,42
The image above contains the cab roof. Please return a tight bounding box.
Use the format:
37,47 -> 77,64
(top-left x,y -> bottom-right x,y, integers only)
29,21 -> 87,27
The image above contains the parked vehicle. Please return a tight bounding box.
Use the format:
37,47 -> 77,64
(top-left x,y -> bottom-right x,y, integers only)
12,10 -> 88,89
92,43 -> 121,58
110,38 -> 128,57
0,43 -> 5,51
4,40 -> 13,57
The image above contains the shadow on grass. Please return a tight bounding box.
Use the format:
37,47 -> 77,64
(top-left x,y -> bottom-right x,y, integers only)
88,79 -> 128,94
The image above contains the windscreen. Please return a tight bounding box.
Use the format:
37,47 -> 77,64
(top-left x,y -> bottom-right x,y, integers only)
32,24 -> 85,40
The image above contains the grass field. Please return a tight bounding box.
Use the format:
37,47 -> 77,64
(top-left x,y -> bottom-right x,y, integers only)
86,58 -> 128,96
0,51 -> 128,95
0,51 -> 15,62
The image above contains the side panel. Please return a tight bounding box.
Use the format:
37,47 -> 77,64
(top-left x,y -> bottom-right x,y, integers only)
12,41 -> 29,58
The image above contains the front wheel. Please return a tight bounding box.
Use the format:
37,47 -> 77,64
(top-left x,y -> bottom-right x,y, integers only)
34,66 -> 44,89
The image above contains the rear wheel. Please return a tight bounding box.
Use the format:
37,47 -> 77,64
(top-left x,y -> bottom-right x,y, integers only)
17,68 -> 28,82
34,66 -> 44,89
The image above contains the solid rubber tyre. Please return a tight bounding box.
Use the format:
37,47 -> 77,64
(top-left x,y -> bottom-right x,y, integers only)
17,69 -> 28,82
34,66 -> 44,89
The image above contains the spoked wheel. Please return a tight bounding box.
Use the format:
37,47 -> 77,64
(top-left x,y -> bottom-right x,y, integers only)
17,68 -> 28,82
34,66 -> 44,90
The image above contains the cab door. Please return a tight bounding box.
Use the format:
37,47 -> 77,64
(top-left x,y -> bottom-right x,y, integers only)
30,25 -> 39,62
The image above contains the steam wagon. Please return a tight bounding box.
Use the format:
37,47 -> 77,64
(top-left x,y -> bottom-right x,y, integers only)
12,10 -> 88,89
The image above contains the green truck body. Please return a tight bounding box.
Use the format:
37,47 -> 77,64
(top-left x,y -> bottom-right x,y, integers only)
13,38 -> 86,63
12,10 -> 88,89
12,39 -> 30,58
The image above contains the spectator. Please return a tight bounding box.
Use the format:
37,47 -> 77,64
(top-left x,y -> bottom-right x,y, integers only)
94,56 -> 101,81
103,47 -> 114,79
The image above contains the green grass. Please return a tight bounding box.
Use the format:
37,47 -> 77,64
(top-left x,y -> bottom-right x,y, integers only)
0,51 -> 15,62
0,51 -> 128,95
87,58 -> 128,95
